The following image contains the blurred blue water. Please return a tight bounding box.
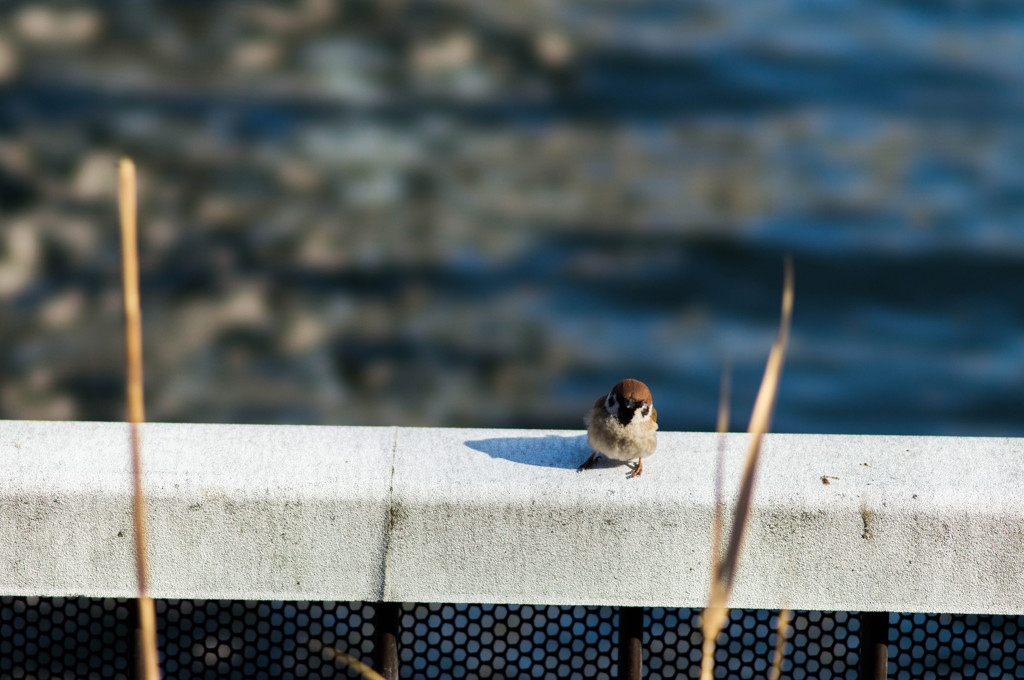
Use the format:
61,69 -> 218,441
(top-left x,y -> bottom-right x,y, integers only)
3,1 -> 1024,435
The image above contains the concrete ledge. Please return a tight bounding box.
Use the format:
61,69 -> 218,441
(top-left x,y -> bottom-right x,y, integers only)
0,421 -> 392,601
2,421 -> 1023,613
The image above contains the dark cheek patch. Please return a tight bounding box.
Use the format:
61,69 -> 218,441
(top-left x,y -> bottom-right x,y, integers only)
641,405 -> 650,417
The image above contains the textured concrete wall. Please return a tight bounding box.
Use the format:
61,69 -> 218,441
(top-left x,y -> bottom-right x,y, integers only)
2,420 -> 1023,613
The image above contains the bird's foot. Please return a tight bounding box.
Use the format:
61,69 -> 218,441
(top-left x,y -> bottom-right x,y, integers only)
578,451 -> 599,472
626,459 -> 643,479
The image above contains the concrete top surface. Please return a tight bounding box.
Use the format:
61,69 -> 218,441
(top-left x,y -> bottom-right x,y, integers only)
2,420 -> 1024,613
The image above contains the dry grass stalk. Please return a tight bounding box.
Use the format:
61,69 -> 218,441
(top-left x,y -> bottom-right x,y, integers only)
711,361 -> 731,574
119,158 -> 160,680
309,639 -> 388,680
768,608 -> 792,680
700,258 -> 794,680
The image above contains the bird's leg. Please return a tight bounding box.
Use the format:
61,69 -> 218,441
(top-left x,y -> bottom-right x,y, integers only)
578,451 -> 599,472
627,458 -> 643,479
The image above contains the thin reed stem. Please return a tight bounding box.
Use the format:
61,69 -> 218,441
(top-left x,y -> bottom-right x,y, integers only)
119,158 -> 160,680
711,361 -> 731,572
310,639 -> 388,680
700,258 -> 794,680
768,609 -> 791,680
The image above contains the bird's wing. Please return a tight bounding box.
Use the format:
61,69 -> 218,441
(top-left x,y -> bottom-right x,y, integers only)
651,406 -> 658,423
594,395 -> 607,410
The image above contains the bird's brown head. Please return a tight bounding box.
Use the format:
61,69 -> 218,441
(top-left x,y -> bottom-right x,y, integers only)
611,379 -> 652,404
605,379 -> 654,425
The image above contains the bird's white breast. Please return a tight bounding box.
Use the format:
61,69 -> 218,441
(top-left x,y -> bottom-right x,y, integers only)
585,408 -> 658,461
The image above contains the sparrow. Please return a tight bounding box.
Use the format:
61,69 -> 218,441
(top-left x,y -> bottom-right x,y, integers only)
578,378 -> 658,478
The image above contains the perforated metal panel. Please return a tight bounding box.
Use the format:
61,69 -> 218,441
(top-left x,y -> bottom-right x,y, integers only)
399,604 -> 618,679
891,612 -> 1024,679
3,598 -> 1024,679
0,599 -> 376,680
0,597 -> 133,678
645,608 -> 858,679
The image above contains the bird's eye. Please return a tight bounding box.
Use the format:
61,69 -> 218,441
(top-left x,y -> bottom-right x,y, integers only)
641,405 -> 650,417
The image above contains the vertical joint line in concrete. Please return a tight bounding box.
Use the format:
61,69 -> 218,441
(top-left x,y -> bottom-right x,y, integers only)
378,427 -> 399,602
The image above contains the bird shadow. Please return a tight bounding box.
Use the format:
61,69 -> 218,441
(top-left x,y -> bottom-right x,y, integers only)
464,434 -> 624,470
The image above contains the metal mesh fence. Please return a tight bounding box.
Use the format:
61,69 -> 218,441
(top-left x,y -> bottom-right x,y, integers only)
2,597 -> 1023,679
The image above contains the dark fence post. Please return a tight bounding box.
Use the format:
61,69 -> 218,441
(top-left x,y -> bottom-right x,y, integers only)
127,598 -> 141,680
859,611 -> 889,680
375,601 -> 400,680
618,606 -> 643,680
